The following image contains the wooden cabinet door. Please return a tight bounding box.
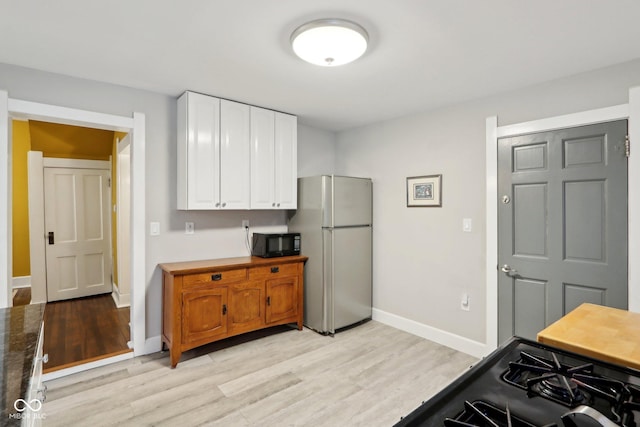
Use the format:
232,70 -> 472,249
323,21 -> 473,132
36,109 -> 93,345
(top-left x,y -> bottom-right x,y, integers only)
228,281 -> 265,334
266,276 -> 299,324
182,287 -> 228,345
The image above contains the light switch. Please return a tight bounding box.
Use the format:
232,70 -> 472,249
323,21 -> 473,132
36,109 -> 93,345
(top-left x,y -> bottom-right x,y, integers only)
150,222 -> 160,236
463,218 -> 472,232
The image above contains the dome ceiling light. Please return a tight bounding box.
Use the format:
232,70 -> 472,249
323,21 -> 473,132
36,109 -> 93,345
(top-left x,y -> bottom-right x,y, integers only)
290,18 -> 369,67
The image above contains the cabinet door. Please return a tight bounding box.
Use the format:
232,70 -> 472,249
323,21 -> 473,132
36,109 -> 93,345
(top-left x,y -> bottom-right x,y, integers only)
220,100 -> 250,209
179,91 -> 221,210
274,113 -> 297,209
182,287 -> 228,345
228,281 -> 265,334
250,106 -> 276,209
266,276 -> 299,324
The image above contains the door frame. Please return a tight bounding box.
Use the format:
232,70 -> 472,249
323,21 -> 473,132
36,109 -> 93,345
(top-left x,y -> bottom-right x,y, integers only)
115,135 -> 131,307
485,86 -> 640,354
0,92 -> 147,358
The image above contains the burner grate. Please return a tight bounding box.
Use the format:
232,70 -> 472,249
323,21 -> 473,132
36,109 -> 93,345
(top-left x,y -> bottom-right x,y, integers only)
503,351 -> 599,407
619,384 -> 640,427
443,400 -> 555,427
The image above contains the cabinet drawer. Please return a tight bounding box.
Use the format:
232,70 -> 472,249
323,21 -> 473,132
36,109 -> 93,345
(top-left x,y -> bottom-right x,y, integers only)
249,263 -> 299,279
183,269 -> 247,288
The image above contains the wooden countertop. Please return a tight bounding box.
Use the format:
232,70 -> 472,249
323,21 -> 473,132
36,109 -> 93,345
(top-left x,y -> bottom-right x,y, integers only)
537,303 -> 640,370
159,255 -> 308,275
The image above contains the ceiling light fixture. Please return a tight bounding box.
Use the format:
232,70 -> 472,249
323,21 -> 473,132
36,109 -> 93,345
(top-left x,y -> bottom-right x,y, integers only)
290,18 -> 369,67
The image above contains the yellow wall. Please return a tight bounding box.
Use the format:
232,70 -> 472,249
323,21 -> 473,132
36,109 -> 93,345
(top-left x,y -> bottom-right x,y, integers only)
29,120 -> 113,160
12,120 -> 32,277
11,119 -> 117,283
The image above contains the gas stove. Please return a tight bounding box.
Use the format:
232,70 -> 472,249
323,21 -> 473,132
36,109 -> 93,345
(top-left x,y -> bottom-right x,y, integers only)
395,337 -> 640,426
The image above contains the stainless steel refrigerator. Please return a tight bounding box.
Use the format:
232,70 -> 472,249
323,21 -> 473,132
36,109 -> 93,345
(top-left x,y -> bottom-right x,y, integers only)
288,175 -> 372,334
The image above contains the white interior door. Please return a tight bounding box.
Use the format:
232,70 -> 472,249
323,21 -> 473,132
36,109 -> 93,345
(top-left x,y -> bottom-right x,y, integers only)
45,164 -> 112,301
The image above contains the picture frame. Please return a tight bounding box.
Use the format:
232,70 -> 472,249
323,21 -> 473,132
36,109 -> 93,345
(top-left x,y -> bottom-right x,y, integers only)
406,174 -> 442,207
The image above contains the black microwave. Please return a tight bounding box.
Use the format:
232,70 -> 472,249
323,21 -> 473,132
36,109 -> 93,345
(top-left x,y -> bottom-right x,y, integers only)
251,233 -> 301,258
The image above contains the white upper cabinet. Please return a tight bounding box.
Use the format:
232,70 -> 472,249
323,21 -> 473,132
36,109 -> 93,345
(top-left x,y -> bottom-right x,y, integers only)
220,99 -> 251,209
274,112 -> 297,209
177,92 -> 250,210
178,91 -> 296,210
250,107 -> 297,209
177,91 -> 220,210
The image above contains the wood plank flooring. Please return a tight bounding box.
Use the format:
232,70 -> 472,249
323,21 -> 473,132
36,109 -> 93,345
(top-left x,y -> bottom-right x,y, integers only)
42,321 -> 478,426
43,293 -> 131,372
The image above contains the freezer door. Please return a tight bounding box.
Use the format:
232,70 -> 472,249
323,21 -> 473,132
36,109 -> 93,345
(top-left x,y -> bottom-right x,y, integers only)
325,226 -> 372,333
322,176 -> 372,227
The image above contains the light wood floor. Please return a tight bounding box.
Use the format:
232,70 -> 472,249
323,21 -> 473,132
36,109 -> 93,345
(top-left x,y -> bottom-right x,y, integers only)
42,321 -> 477,427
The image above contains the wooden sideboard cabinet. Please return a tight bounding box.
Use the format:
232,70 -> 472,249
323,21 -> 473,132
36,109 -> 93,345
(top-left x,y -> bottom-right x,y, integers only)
160,255 -> 307,368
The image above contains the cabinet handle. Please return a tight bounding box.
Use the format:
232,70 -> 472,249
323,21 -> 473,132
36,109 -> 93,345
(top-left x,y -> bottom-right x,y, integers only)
267,296 -> 271,306
272,202 -> 276,207
277,203 -> 280,207
48,231 -> 55,245
222,202 -> 226,207
38,353 -> 49,364
215,202 -> 220,207
271,266 -> 279,273
222,304 -> 227,315
211,274 -> 222,281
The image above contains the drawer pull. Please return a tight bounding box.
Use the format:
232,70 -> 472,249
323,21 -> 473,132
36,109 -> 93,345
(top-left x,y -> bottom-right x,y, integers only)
211,274 -> 222,281
271,267 -> 279,273
267,296 -> 271,306
222,304 -> 227,315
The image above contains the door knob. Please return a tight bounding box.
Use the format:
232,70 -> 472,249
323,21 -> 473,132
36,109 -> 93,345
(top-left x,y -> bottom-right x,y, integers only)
500,264 -> 518,277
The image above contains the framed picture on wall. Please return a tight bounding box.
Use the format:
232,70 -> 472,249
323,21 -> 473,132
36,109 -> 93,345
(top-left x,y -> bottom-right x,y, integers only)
406,174 -> 442,207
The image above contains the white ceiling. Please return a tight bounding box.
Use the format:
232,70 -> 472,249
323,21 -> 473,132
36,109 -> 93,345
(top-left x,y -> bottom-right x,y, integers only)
2,0 -> 640,131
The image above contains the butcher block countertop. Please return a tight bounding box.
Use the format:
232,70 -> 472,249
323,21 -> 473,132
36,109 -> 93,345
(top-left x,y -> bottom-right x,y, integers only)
537,303 -> 640,370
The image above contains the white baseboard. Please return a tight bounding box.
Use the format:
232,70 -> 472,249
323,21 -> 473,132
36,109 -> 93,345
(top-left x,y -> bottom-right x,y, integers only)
372,308 -> 489,359
144,335 -> 162,355
111,287 -> 131,308
42,352 -> 134,382
12,276 -> 31,289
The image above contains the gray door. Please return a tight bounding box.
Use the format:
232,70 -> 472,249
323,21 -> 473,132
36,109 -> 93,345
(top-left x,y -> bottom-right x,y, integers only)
497,120 -> 628,343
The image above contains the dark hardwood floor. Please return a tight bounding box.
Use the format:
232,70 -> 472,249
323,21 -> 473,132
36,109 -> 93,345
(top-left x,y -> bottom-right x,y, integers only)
13,288 -> 132,373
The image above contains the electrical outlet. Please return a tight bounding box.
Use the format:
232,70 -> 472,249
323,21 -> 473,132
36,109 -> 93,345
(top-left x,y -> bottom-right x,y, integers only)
242,220 -> 249,229
461,293 -> 470,311
185,222 -> 194,235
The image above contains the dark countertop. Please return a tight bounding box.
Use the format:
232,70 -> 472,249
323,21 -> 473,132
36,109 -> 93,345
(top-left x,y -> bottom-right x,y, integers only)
0,303 -> 45,426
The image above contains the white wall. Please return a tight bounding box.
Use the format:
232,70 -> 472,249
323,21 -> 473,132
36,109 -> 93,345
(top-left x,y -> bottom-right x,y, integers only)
336,58 -> 640,346
297,124 -> 337,177
0,63 -> 335,342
